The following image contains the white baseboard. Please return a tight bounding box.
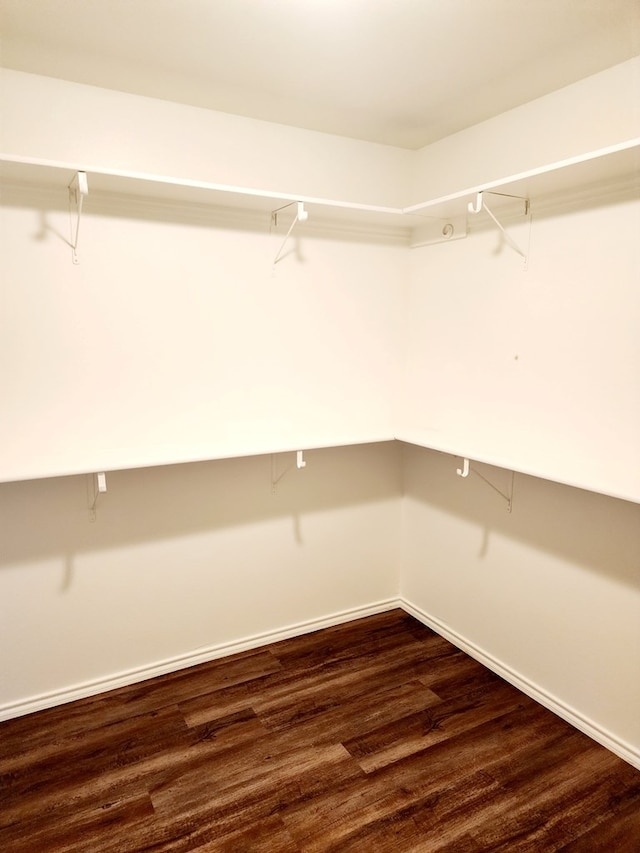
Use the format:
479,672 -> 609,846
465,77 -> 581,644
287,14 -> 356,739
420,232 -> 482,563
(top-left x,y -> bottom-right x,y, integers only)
0,598 -> 401,722
400,596 -> 640,772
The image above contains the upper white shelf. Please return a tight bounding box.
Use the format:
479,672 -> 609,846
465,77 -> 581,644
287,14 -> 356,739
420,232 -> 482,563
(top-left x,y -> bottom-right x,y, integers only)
1,139 -> 638,233
403,140 -> 640,219
0,155 -> 409,236
1,142 -> 638,490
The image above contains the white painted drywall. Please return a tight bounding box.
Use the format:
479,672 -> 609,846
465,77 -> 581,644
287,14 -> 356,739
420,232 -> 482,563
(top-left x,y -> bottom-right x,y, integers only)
401,188 -> 640,503
399,443 -> 640,763
409,57 -> 640,207
1,60 -> 638,773
0,186 -> 405,482
0,69 -> 412,208
0,442 -> 402,713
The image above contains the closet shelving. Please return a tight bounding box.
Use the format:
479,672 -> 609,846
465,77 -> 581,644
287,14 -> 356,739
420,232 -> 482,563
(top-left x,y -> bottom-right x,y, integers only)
403,139 -> 639,220
1,138 -> 639,498
0,155 -> 409,235
0,431 -> 397,487
2,138 -> 638,234
395,139 -> 640,506
394,427 -> 640,506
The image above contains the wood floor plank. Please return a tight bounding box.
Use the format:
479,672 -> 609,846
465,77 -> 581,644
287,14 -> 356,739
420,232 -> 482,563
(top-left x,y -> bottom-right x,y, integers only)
343,677 -> 531,773
1,608 -> 638,853
0,710 -> 191,848
186,706 -> 270,754
194,814 -> 300,853
151,738 -> 361,816
0,647 -> 282,759
178,641 -> 432,729
281,709 -> 547,843
0,792 -> 156,853
255,678 -> 442,743
269,609 -> 417,664
557,795 -> 640,852
416,650 -> 506,700
110,648 -> 283,717
182,631 -> 446,733
263,637 -> 446,708
279,701 -> 596,849
473,744 -> 640,851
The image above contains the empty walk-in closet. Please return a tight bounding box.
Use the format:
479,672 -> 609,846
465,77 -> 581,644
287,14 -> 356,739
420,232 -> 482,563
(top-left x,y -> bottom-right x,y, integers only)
1,0 -> 639,816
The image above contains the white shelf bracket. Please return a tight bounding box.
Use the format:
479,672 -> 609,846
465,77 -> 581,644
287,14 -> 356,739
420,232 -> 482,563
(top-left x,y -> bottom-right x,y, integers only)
68,171 -> 88,265
272,201 -> 309,267
467,191 -> 531,268
88,471 -> 107,521
457,458 -> 514,513
271,450 -> 307,494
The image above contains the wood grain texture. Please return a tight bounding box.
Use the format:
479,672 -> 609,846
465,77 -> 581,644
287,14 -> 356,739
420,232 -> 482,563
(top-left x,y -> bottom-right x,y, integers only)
1,609 -> 639,852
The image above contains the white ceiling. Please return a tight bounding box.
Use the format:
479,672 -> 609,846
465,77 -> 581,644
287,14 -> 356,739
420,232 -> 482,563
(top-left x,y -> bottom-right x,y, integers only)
1,0 -> 638,149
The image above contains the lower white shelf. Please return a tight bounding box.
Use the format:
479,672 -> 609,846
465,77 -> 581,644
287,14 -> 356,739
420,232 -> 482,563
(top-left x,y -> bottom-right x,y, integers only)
2,427 -> 638,506
0,430 -> 396,485
395,429 -> 640,506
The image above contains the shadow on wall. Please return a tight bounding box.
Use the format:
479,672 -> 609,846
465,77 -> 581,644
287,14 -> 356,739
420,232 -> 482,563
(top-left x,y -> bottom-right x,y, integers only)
0,441 -> 401,572
401,443 -> 640,593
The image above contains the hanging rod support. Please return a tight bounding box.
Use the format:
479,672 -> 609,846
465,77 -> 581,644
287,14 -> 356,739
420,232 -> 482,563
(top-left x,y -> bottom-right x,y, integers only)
69,171 -> 88,265
467,191 -> 530,267
271,451 -> 307,494
456,457 -> 470,477
88,471 -> 107,521
272,201 -> 309,267
456,458 -> 514,513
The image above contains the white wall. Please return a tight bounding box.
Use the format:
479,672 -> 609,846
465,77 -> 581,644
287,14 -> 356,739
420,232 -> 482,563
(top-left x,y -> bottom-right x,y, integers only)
0,70 -> 407,719
399,174 -> 640,767
0,185 -> 406,481
402,188 -> 640,503
0,69 -> 412,208
0,442 -> 402,716
400,443 -> 640,766
409,57 -> 640,206
1,63 -> 639,771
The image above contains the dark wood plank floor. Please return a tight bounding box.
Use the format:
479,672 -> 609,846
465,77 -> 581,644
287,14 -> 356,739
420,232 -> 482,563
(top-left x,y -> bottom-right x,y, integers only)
1,609 -> 639,852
